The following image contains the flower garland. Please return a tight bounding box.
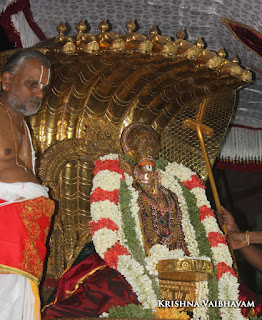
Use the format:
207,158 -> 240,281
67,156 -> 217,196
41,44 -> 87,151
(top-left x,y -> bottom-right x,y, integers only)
90,154 -> 245,320
165,162 -> 245,320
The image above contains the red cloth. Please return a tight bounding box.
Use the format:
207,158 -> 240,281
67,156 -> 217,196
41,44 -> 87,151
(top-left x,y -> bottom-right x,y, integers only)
228,21 -> 262,58
0,0 -> 46,48
215,159 -> 262,172
42,251 -> 140,318
0,196 -> 54,284
239,283 -> 261,317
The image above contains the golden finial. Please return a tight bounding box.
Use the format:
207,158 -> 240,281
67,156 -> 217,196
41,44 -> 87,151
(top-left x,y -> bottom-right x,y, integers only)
98,19 -> 109,33
57,22 -> 66,36
76,19 -> 86,33
196,37 -> 205,49
176,28 -> 186,40
232,55 -> 239,64
150,26 -> 158,36
55,22 -> 67,43
126,19 -> 136,33
217,48 -> 226,58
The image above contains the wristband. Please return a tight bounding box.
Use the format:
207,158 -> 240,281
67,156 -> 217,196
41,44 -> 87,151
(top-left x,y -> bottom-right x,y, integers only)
245,230 -> 250,247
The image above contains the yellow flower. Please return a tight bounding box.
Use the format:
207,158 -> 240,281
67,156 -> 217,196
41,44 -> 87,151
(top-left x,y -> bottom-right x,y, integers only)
153,307 -> 190,319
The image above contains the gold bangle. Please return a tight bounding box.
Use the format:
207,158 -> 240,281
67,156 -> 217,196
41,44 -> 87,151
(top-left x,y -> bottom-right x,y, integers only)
245,231 -> 250,247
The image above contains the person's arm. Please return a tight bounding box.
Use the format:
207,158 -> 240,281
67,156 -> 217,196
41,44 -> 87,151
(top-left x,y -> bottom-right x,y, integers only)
240,245 -> 262,274
247,231 -> 262,244
229,230 -> 262,249
219,206 -> 262,273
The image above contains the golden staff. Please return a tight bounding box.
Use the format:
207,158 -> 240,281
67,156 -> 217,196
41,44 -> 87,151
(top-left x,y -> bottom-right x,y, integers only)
182,98 -> 239,277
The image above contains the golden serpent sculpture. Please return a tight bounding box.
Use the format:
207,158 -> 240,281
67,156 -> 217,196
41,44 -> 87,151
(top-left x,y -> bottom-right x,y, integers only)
0,20 -> 252,288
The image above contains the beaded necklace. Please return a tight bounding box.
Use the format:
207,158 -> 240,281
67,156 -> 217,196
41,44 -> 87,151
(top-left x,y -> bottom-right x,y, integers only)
135,180 -> 189,254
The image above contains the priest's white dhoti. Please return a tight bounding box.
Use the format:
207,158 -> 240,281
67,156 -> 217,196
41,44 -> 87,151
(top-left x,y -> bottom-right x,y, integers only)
0,273 -> 40,320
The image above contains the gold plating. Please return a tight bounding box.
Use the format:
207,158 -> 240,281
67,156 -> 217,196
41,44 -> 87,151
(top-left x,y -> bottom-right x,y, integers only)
157,258 -> 214,282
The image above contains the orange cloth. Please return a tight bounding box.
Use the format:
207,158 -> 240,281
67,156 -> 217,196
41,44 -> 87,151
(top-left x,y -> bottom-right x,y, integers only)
0,196 -> 55,284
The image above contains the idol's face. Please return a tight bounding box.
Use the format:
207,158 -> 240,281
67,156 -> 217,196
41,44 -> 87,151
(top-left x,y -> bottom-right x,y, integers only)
133,163 -> 155,185
2,58 -> 50,116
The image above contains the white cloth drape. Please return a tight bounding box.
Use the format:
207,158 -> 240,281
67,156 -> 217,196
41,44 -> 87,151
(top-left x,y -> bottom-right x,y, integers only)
0,182 -> 49,204
218,126 -> 262,162
0,274 -> 40,320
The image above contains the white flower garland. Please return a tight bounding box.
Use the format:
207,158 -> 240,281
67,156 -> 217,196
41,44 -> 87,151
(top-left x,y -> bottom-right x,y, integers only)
90,154 -> 245,320
164,162 -> 245,320
117,255 -> 158,309
124,172 -> 145,251
194,281 -> 209,320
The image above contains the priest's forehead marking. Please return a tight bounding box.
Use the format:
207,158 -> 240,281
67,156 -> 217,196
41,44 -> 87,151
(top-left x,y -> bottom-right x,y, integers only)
39,65 -> 50,89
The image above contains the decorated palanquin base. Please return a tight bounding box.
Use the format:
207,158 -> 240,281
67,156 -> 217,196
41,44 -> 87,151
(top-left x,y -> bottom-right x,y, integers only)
87,154 -> 253,320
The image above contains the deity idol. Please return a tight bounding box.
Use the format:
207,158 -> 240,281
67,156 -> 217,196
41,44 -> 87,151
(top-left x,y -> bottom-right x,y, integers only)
42,123 -> 246,320
120,123 -> 189,255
